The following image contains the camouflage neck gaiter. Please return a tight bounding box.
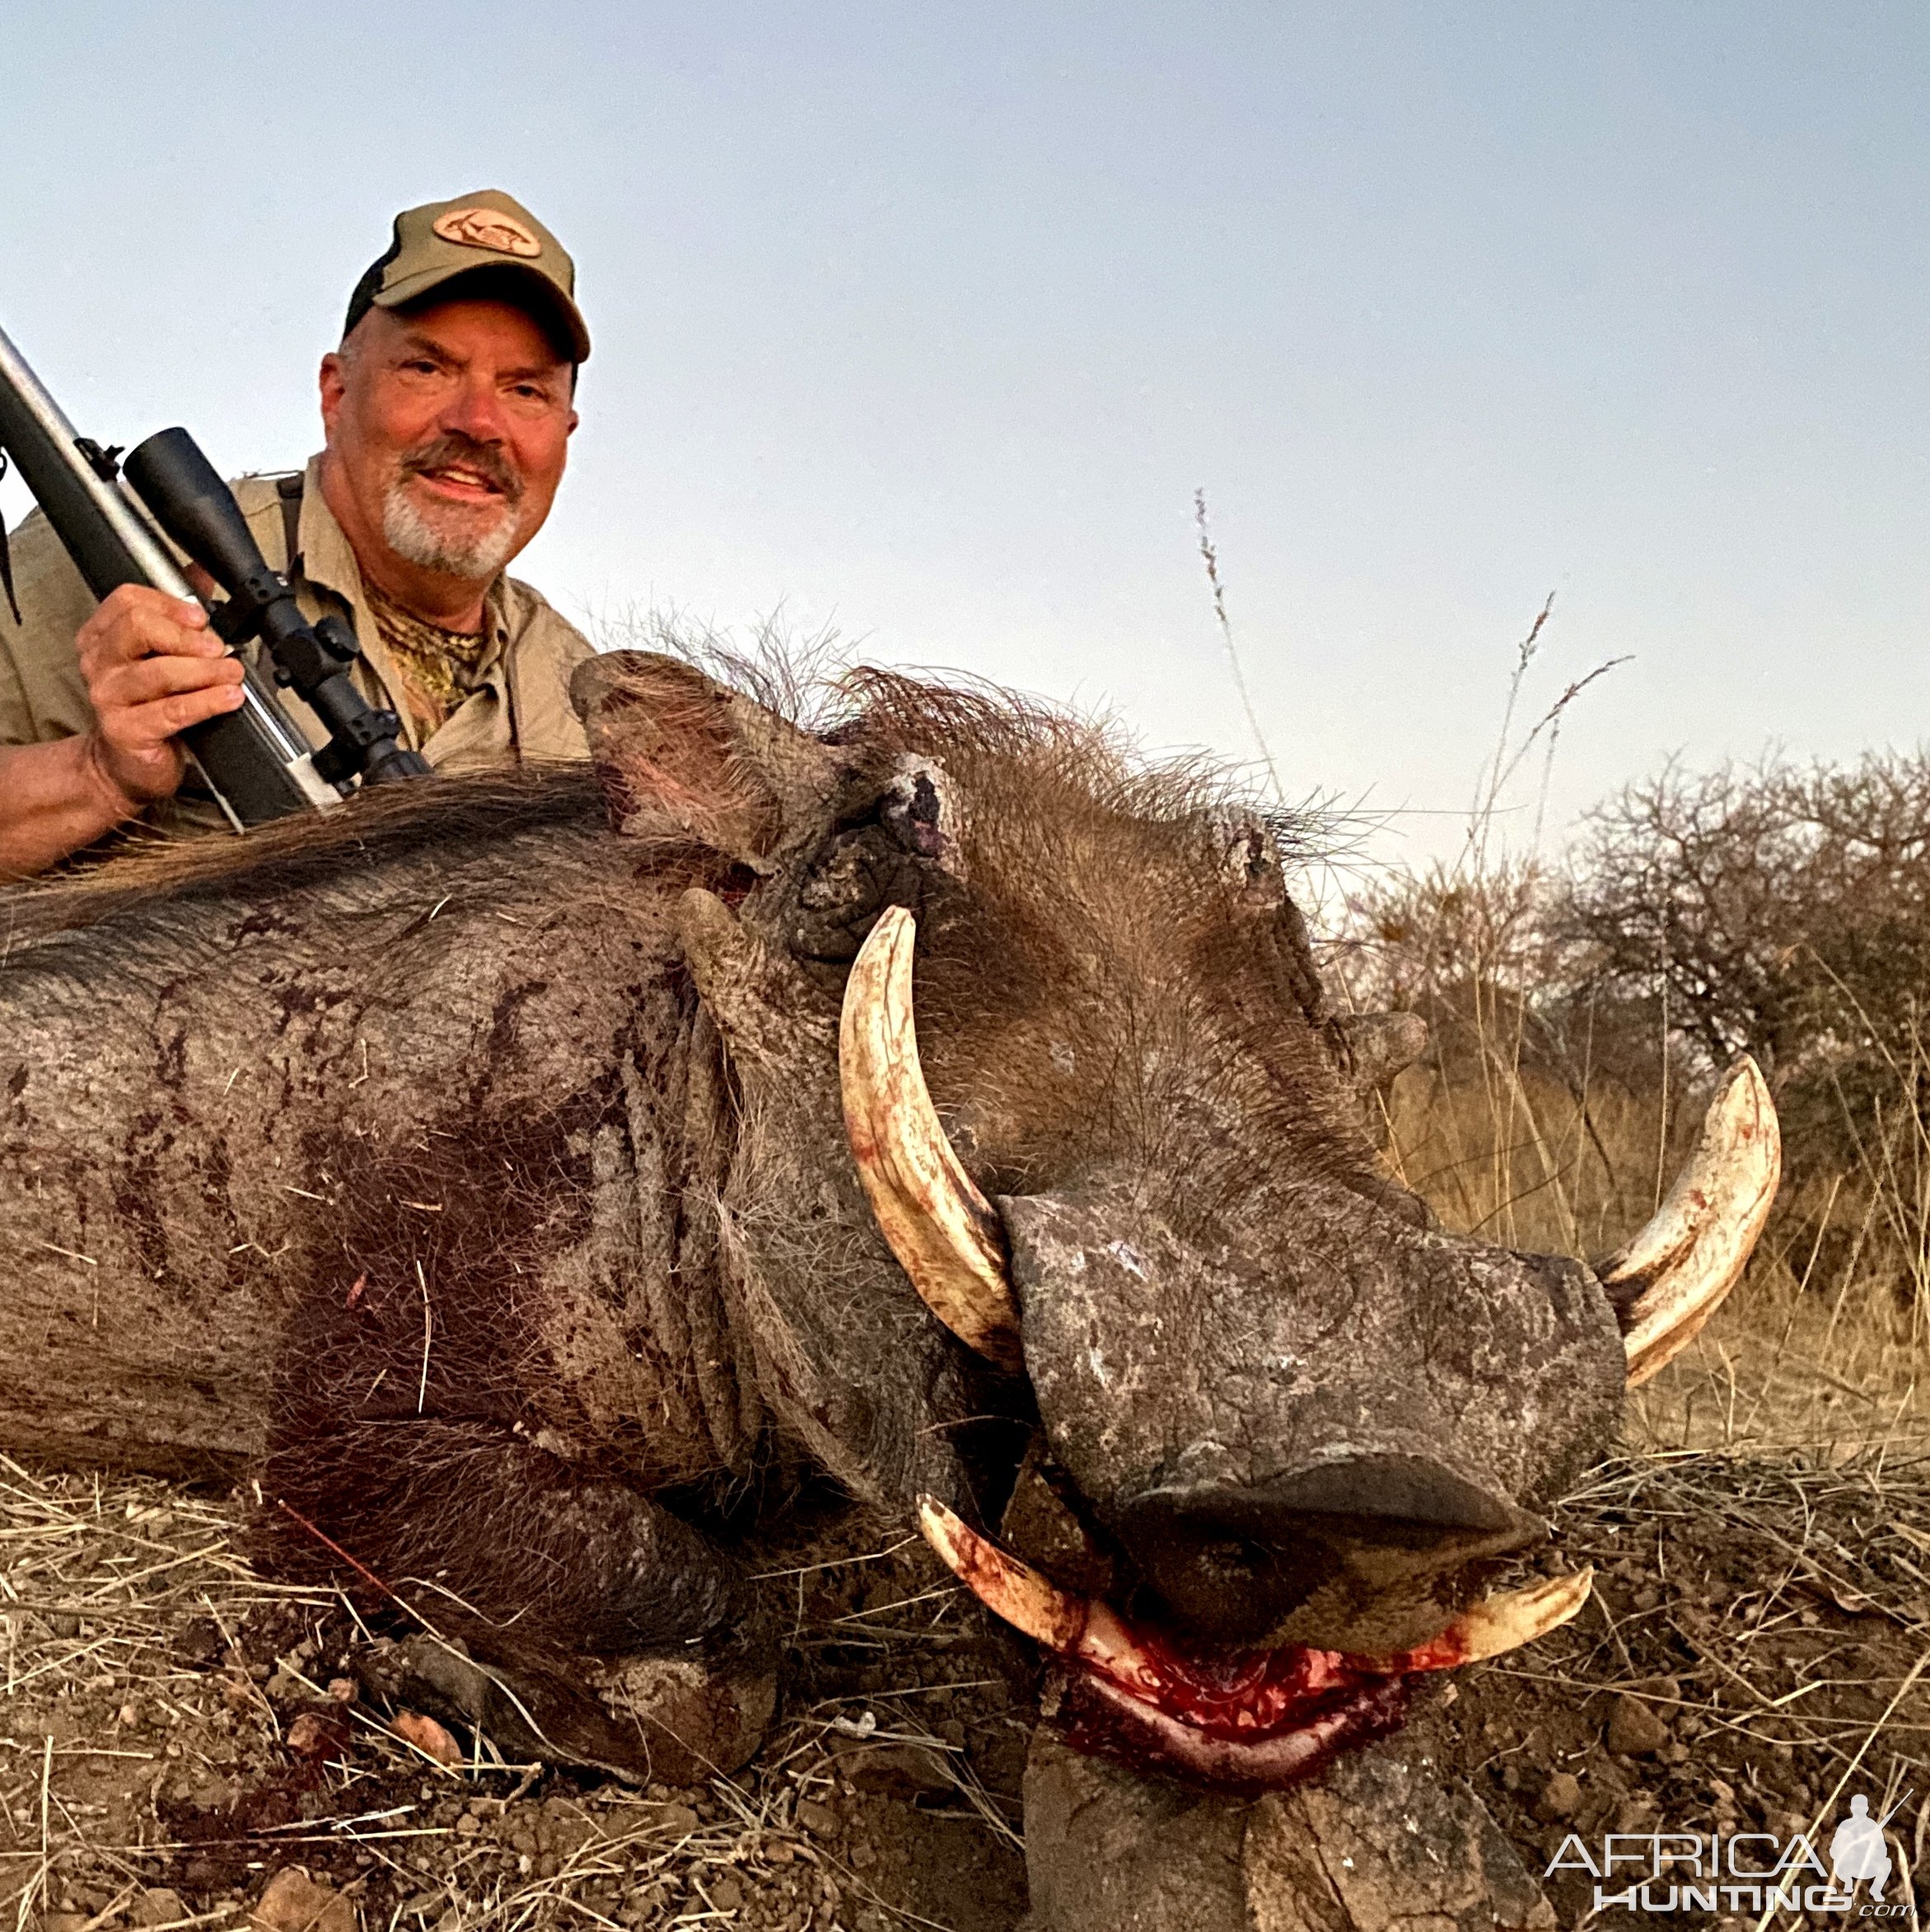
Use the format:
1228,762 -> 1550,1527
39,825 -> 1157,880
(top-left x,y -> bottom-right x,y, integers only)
359,576 -> 495,738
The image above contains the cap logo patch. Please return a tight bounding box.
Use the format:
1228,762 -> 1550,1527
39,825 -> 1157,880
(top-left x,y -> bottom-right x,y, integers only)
432,208 -> 542,258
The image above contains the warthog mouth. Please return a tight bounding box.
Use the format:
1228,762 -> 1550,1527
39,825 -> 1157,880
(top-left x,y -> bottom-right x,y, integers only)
919,1496 -> 1591,1793
839,908 -> 1780,1790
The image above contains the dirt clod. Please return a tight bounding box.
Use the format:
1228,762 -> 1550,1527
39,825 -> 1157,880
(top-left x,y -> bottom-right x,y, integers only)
1532,1770 -> 1581,1820
839,1741 -> 956,1797
1604,1692 -> 1669,1757
250,1869 -> 355,1932
796,1798 -> 840,1837
390,1710 -> 461,1766
646,1799 -> 701,1836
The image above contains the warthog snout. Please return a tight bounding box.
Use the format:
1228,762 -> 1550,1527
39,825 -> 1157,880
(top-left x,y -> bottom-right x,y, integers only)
996,1179 -> 1624,1653
1116,1456 -> 1546,1647
833,875 -> 1777,1785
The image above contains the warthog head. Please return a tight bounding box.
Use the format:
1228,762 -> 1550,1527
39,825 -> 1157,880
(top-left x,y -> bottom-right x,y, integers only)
579,652 -> 1780,1791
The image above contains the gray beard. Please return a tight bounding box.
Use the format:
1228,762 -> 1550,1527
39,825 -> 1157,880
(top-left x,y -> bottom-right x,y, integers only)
381,477 -> 519,581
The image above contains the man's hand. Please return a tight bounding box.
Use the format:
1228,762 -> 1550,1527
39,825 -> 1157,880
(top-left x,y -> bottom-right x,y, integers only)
75,584 -> 247,810
0,585 -> 250,880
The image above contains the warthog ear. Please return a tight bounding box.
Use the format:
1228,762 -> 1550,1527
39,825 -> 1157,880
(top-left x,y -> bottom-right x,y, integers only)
571,652 -> 847,869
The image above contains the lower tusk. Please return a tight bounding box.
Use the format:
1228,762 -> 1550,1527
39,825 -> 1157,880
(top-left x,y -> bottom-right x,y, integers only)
919,1496 -> 1086,1650
1351,1567 -> 1595,1674
918,1497 -> 1144,1681
1598,1056 -> 1781,1388
921,1496 -> 1589,1682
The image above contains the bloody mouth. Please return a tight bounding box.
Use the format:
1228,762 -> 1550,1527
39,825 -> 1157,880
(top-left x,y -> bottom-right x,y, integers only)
918,1496 -> 1591,1794
1040,1624 -> 1415,1794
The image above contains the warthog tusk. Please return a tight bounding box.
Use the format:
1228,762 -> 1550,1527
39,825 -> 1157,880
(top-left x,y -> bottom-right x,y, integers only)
918,1496 -> 1591,1682
1598,1055 -> 1781,1388
1355,1566 -> 1596,1673
918,1497 -> 1177,1689
918,1496 -> 1087,1651
841,907 -> 1025,1370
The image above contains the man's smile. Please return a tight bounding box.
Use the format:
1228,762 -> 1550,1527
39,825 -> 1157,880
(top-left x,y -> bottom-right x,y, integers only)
409,463 -> 511,504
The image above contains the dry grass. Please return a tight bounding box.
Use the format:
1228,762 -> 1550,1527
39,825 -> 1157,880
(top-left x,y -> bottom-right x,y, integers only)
0,1457 -> 1026,1932
1457,1440 -> 1930,1927
1371,1052 -> 1930,1458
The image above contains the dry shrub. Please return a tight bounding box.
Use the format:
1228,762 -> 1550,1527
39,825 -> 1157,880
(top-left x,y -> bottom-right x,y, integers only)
1334,857 -> 1694,1262
1331,791 -> 1930,1460
1558,752 -> 1930,1325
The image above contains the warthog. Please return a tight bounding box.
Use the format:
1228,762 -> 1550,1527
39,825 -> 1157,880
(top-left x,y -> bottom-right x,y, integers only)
0,654 -> 1777,1845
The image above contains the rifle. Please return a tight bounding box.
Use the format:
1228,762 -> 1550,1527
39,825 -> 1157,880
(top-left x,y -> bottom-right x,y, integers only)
0,320 -> 428,829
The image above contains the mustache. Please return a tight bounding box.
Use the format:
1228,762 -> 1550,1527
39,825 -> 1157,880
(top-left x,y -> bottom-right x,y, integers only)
397,433 -> 524,504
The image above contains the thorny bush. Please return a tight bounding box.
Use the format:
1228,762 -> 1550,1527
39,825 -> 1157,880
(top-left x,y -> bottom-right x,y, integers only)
1336,748 -> 1930,1318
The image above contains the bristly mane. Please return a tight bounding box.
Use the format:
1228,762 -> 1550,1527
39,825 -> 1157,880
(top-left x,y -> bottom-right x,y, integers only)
0,765 -> 606,948
0,660 -> 1324,950
835,667 -> 1313,846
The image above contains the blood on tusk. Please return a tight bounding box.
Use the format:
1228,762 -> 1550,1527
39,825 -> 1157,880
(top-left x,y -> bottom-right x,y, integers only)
918,1496 -> 1086,1650
920,1494 -> 1591,1683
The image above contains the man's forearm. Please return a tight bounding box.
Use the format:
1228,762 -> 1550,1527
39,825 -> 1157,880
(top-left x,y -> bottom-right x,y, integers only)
0,736 -> 139,880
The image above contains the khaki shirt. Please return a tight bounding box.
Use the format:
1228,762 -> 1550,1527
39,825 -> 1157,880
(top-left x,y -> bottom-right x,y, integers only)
0,454 -> 593,842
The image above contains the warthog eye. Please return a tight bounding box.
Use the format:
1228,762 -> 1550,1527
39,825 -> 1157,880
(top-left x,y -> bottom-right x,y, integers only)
881,767 -> 946,858
787,824 -> 924,964
786,756 -> 965,965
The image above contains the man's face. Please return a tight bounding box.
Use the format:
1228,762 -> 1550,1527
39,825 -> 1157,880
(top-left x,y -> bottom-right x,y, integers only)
320,296 -> 577,590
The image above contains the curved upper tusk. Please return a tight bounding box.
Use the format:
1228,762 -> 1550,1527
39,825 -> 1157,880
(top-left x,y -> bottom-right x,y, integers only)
840,906 -> 1026,1371
1598,1055 -> 1782,1388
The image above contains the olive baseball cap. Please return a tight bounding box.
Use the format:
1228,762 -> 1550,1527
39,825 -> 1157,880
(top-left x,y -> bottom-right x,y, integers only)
343,189 -> 591,363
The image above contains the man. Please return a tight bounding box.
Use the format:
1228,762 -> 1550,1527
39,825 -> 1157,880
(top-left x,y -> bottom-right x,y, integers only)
0,189 -> 596,879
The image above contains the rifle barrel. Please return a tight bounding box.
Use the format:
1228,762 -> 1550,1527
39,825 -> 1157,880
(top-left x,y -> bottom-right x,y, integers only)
0,321 -> 339,824
0,321 -> 192,601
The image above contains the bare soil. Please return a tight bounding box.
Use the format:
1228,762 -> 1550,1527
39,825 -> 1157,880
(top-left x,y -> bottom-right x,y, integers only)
1444,1449 -> 1930,1927
2,1445 -> 1925,1931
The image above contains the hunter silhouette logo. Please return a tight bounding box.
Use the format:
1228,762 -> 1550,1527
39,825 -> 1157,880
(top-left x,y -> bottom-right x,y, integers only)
1831,1794 -> 1904,1902
1547,1790 -> 1915,1916
432,208 -> 542,258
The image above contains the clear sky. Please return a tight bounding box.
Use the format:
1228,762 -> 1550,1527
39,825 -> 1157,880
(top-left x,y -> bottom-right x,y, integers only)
6,2 -> 1928,865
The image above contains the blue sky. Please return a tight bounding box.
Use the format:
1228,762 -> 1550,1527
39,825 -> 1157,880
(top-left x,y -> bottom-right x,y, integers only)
7,3 -> 1928,865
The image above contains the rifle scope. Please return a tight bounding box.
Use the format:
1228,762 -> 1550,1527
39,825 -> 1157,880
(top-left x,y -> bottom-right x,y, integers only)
0,320 -> 337,825
123,428 -> 430,790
